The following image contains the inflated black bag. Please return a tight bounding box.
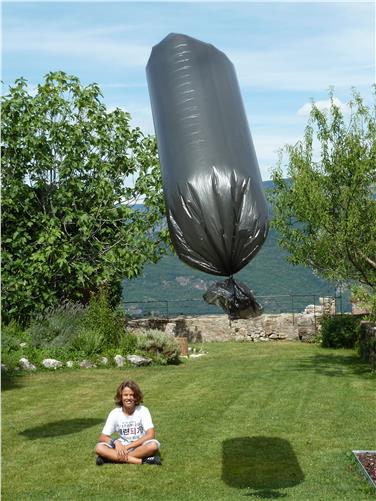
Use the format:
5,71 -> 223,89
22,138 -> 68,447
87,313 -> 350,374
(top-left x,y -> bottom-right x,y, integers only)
146,33 -> 268,317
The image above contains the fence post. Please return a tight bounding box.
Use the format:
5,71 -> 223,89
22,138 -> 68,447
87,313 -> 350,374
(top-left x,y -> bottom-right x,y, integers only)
291,295 -> 295,325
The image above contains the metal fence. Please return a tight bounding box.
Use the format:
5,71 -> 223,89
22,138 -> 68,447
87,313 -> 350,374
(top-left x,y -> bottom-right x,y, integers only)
122,292 -> 350,319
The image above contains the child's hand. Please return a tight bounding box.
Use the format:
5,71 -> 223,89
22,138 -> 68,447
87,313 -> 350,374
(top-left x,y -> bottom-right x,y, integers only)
115,443 -> 129,461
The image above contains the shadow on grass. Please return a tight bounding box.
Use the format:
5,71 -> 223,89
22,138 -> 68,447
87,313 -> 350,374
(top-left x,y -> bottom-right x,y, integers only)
222,436 -> 304,498
20,418 -> 103,439
292,352 -> 373,378
1,373 -> 24,392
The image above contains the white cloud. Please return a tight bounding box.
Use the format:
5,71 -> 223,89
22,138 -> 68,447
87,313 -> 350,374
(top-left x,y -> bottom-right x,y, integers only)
229,27 -> 374,91
4,27 -> 151,68
297,97 -> 350,116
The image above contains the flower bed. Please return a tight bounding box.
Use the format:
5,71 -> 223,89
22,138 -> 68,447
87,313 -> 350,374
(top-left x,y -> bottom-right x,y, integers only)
352,450 -> 376,489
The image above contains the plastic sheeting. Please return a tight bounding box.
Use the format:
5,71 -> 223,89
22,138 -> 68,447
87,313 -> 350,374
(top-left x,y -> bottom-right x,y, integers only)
203,277 -> 262,320
146,33 -> 268,317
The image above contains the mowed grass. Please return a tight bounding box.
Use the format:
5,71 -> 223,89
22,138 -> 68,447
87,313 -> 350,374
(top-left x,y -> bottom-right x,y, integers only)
2,342 -> 375,501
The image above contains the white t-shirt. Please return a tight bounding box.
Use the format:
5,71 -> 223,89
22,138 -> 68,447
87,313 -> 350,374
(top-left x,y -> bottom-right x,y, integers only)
102,405 -> 154,444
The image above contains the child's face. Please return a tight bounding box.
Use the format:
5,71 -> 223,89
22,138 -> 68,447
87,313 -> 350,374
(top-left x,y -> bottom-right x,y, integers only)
122,387 -> 136,412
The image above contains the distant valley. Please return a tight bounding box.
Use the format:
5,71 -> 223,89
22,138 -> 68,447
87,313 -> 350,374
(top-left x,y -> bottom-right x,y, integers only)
122,181 -> 350,317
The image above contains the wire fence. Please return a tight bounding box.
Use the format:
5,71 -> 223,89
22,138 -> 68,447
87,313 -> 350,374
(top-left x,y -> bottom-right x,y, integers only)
122,292 -> 350,320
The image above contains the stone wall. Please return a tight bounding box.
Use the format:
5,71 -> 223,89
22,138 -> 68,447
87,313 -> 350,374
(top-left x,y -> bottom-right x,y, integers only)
126,297 -> 336,342
359,321 -> 376,370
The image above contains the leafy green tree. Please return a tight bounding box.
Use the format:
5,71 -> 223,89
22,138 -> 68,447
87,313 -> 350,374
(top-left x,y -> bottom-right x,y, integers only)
2,72 -> 169,324
269,88 -> 376,301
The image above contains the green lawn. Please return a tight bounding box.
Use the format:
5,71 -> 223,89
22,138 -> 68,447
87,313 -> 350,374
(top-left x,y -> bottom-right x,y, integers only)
2,342 -> 375,500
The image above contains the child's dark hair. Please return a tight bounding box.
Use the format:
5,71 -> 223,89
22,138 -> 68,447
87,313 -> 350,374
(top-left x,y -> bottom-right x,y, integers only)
115,380 -> 144,407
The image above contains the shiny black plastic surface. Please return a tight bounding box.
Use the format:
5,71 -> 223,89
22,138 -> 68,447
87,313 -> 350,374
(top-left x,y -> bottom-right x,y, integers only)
203,277 -> 262,319
146,33 -> 269,277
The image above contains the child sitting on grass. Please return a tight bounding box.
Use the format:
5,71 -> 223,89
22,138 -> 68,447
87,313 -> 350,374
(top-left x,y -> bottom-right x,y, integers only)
95,379 -> 161,466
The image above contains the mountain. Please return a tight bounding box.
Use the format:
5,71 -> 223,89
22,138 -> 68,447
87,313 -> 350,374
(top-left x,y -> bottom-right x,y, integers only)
122,181 -> 350,317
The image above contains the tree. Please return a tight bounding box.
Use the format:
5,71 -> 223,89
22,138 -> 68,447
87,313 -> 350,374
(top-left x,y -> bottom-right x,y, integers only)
269,88 -> 376,299
2,72 -> 169,325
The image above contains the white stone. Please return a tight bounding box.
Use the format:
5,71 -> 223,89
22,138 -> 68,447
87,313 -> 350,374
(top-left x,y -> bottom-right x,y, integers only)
269,334 -> 279,339
1,363 -> 8,371
114,354 -> 126,367
100,357 -> 108,366
79,359 -> 96,369
165,323 -> 176,335
127,355 -> 152,366
19,342 -> 28,348
19,358 -> 36,371
235,335 -> 245,342
189,353 -> 206,358
66,361 -> 75,368
42,358 -> 63,369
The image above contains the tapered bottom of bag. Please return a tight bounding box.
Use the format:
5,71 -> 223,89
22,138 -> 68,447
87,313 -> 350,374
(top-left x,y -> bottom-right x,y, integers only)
203,277 -> 262,320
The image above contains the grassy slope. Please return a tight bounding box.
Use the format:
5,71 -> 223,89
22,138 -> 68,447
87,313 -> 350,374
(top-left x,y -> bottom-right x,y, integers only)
2,342 -> 375,501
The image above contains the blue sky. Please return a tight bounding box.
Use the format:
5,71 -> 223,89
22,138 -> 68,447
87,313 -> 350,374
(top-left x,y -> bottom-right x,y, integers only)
2,1 -> 375,180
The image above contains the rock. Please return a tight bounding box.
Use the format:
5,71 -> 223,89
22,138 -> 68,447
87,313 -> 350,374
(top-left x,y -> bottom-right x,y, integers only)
269,334 -> 279,340
165,323 -> 176,335
1,363 -> 8,371
190,353 -> 206,358
79,359 -> 96,369
114,355 -> 126,367
127,355 -> 152,366
278,333 -> 288,340
100,357 -> 108,366
42,358 -> 63,369
66,361 -> 75,368
19,342 -> 28,348
19,358 -> 36,371
235,335 -> 246,342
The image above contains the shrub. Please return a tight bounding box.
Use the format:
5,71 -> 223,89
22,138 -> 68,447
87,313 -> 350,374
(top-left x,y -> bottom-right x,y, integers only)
81,288 -> 125,347
69,327 -> 106,357
26,301 -> 85,348
358,322 -> 376,370
136,330 -> 180,364
2,321 -> 29,351
118,332 -> 138,355
321,315 -> 361,348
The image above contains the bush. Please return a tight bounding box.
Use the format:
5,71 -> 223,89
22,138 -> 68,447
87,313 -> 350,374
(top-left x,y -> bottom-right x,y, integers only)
69,327 -> 106,357
358,322 -> 376,370
26,301 -> 85,348
118,332 -> 138,355
136,330 -> 180,365
80,288 -> 125,347
321,315 -> 361,348
2,321 -> 29,351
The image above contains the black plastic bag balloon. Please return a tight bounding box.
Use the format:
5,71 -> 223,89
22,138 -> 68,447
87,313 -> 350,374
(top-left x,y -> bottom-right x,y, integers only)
203,277 -> 262,320
146,33 -> 268,317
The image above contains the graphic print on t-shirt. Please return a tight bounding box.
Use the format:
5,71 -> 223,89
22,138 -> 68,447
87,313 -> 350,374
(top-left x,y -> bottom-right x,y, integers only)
118,419 -> 145,442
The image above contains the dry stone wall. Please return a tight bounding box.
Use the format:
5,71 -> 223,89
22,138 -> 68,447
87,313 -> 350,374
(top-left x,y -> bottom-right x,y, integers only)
126,297 -> 336,342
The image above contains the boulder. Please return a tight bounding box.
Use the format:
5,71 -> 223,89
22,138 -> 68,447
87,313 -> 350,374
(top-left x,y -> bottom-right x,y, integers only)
114,355 -> 126,367
66,361 -> 75,368
100,357 -> 108,366
19,358 -> 36,371
42,358 -> 63,369
127,355 -> 152,366
79,359 -> 96,369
